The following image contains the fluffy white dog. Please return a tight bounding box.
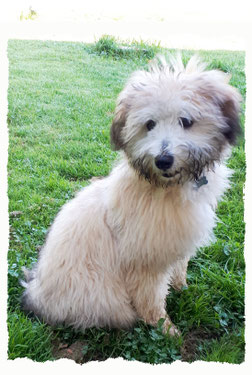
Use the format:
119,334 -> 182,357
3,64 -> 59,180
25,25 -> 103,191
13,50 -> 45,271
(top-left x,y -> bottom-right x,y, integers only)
21,55 -> 241,335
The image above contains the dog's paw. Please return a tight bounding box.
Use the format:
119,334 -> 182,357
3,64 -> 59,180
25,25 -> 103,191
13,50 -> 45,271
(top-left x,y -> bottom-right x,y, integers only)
163,319 -> 181,337
170,277 -> 188,291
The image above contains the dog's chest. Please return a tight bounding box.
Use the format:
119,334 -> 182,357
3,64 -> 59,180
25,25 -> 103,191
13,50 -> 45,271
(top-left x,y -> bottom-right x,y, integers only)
113,187 -> 215,267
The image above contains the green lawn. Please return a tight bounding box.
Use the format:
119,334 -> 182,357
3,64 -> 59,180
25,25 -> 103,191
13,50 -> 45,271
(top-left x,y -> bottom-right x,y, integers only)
7,37 -> 246,364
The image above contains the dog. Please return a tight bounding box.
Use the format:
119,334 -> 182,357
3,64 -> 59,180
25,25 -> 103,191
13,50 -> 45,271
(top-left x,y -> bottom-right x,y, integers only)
21,54 -> 241,336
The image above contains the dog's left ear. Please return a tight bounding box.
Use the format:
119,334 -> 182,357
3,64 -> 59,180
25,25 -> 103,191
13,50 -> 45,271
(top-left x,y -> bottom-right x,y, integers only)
219,94 -> 242,145
200,71 -> 242,145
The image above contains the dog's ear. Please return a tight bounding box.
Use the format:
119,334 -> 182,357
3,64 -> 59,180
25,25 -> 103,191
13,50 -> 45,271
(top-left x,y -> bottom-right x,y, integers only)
199,71 -> 242,145
219,95 -> 242,145
110,99 -> 129,150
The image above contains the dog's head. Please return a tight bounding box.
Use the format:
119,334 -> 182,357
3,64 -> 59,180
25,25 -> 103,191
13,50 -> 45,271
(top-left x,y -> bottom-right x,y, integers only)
111,55 -> 242,186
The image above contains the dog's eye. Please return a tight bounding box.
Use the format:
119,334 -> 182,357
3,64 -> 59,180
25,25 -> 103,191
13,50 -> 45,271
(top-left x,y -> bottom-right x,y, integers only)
146,120 -> 156,131
179,117 -> 194,129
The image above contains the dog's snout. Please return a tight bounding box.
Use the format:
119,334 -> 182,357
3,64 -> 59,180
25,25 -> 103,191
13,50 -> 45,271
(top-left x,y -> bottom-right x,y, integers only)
155,154 -> 174,170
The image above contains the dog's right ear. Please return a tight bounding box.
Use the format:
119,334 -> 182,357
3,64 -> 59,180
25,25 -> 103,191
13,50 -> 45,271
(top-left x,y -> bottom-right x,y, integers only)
110,99 -> 129,151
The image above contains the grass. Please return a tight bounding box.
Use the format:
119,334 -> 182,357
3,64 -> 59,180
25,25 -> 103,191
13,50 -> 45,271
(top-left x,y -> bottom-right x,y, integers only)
197,329 -> 245,364
7,37 -> 246,364
8,313 -> 54,361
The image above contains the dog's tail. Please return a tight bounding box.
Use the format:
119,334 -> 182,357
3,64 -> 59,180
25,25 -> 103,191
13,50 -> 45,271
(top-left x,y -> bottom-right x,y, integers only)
19,266 -> 34,288
19,266 -> 40,319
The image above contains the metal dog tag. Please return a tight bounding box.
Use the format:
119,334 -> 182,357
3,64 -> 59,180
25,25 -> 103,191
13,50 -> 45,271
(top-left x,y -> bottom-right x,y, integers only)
194,176 -> 208,190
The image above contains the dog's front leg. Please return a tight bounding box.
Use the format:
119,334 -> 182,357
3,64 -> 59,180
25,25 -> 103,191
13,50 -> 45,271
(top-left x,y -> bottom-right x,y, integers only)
169,257 -> 189,291
126,270 -> 180,336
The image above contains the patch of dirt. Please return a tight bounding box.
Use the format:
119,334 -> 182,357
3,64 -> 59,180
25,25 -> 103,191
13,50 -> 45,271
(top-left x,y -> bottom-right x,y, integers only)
52,328 -> 220,363
181,328 -> 219,362
52,339 -> 88,364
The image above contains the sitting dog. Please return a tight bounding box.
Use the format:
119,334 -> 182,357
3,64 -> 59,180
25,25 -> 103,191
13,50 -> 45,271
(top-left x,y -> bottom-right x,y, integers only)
21,54 -> 241,335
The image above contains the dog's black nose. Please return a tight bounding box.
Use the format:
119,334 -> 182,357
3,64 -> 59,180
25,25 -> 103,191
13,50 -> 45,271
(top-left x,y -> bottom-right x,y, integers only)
155,154 -> 174,170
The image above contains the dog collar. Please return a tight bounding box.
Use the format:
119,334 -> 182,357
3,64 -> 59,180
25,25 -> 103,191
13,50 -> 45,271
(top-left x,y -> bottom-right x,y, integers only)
193,176 -> 208,190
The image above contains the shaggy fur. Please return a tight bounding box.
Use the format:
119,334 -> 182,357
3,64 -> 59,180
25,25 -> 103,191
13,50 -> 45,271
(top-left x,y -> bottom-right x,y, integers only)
21,55 -> 241,335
